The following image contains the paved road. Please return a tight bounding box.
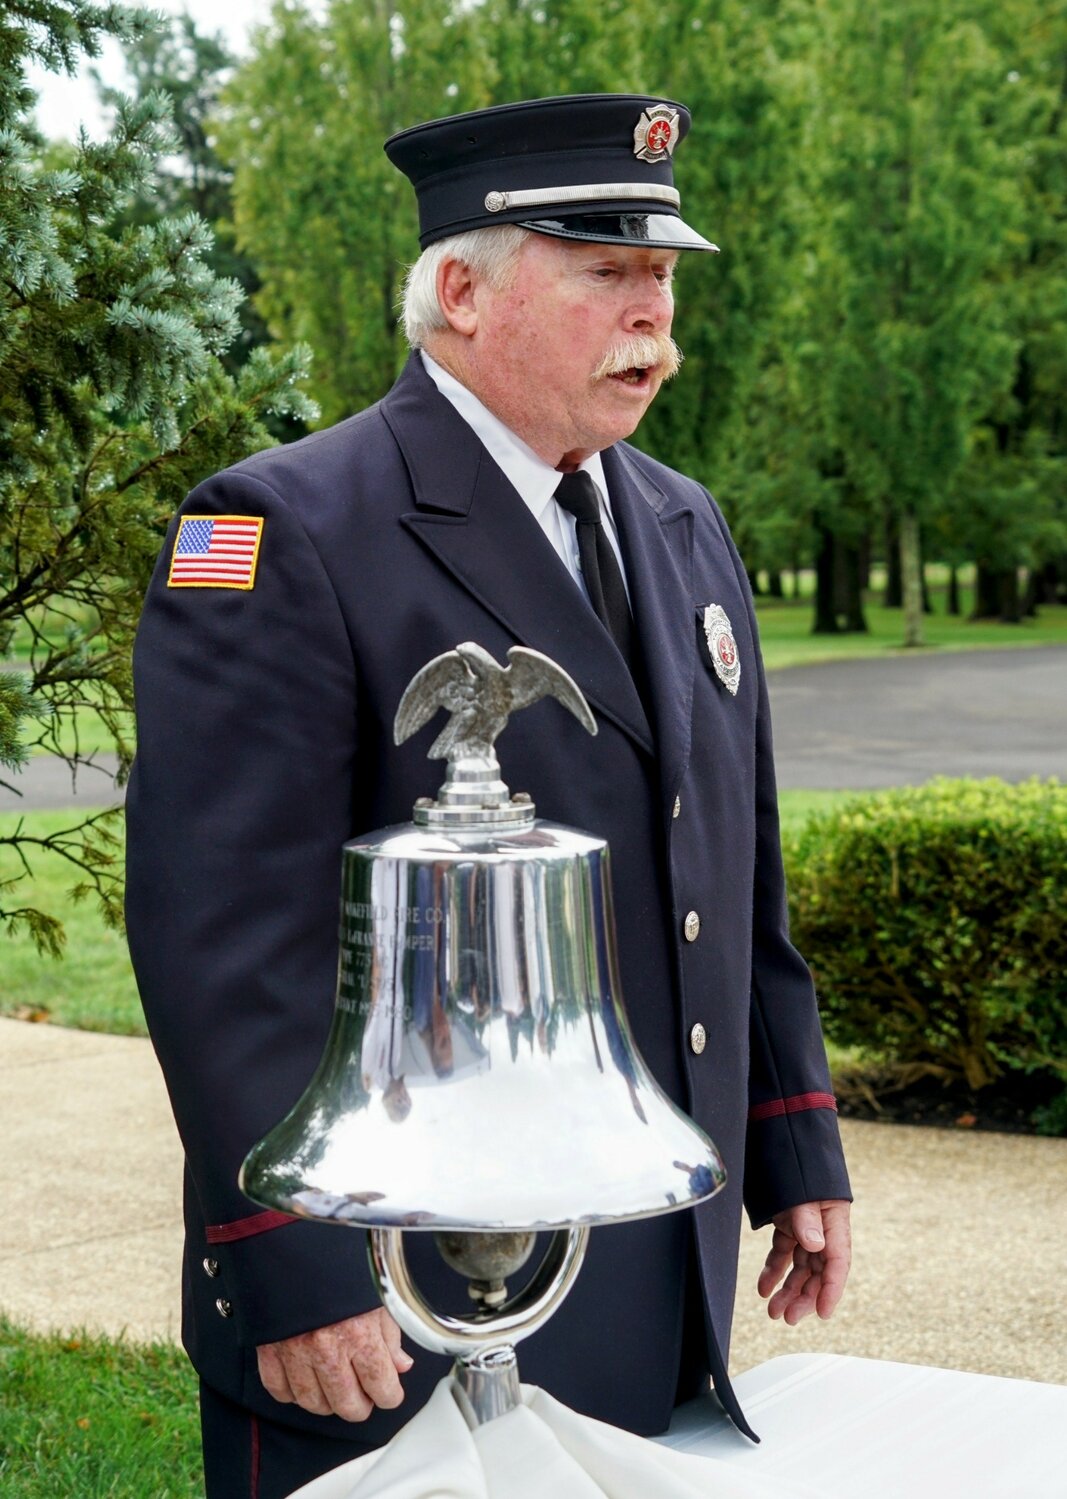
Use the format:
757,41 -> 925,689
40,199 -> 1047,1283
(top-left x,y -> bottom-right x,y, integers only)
2,647 -> 1065,811
769,646 -> 1067,789
0,752 -> 122,813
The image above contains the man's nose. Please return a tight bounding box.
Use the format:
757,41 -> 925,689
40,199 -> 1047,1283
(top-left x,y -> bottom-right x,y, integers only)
625,277 -> 672,332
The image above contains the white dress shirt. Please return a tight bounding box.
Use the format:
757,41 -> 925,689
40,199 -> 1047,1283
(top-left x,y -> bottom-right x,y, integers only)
421,351 -> 631,604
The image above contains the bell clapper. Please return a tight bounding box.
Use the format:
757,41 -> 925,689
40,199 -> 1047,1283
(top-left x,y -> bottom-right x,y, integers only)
433,1228 -> 539,1307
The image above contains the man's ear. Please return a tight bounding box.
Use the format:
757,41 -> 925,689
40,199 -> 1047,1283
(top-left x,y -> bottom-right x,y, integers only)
436,258 -> 479,336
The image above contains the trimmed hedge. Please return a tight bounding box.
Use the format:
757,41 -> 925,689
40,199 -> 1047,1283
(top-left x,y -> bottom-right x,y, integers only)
783,778 -> 1066,1112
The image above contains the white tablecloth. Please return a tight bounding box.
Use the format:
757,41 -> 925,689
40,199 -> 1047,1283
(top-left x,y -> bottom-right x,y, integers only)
289,1354 -> 1067,1498
288,1375 -> 817,1498
661,1353 -> 1067,1497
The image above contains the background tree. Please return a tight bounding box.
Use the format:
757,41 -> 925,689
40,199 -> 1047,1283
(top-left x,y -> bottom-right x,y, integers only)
190,0 -> 1067,637
744,0 -> 1025,645
218,0 -> 499,426
219,0 -> 807,531
0,0 -> 315,952
634,0 -> 806,546
217,0 -> 657,427
956,5 -> 1067,620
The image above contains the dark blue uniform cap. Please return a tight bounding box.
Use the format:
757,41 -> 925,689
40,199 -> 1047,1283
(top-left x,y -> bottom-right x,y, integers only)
384,93 -> 718,254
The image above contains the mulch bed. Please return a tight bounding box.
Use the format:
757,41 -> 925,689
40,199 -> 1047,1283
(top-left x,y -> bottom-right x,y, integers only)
833,1067 -> 1064,1136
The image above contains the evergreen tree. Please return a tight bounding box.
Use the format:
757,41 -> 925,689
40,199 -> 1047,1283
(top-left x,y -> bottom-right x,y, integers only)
0,0 -> 315,953
91,9 -> 279,382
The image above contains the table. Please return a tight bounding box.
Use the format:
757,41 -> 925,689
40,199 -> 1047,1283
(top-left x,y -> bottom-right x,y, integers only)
659,1353 -> 1067,1497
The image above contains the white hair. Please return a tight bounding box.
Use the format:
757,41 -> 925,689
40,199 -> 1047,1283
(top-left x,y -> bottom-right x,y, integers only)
400,225 -> 532,349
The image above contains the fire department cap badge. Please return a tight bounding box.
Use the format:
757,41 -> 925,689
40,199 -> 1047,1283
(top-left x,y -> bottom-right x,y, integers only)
633,105 -> 680,163
702,604 -> 741,696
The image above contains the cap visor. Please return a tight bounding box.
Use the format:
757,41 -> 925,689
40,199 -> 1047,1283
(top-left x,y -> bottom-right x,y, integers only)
520,212 -> 718,253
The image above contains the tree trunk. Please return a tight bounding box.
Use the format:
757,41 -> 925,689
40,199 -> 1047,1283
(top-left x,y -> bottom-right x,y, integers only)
972,564 -> 1022,622
768,569 -> 784,599
999,568 -> 1022,623
971,563 -> 1001,619
884,512 -> 902,607
1036,561 -> 1063,604
812,525 -> 839,634
838,540 -> 868,633
900,511 -> 924,647
747,566 -> 762,596
918,526 -> 934,612
947,565 -> 960,616
1021,569 -> 1039,618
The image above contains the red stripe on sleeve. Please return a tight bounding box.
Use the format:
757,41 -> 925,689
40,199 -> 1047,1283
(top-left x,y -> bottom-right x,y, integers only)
748,1091 -> 838,1123
205,1209 -> 297,1244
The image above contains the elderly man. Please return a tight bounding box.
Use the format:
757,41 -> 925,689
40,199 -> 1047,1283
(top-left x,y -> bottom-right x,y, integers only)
126,94 -> 851,1499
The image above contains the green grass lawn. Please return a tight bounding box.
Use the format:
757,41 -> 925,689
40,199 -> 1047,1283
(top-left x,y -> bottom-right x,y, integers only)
35,705 -> 132,759
776,787 -> 853,839
4,609 -> 132,756
22,697 -> 132,759
755,596 -> 1067,671
0,1319 -> 201,1499
0,809 -> 142,1034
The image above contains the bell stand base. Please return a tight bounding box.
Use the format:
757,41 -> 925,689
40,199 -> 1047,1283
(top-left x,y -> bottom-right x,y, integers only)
453,1345 -> 522,1427
369,1224 -> 590,1426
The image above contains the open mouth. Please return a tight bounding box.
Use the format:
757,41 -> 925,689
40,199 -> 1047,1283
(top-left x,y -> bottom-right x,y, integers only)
610,366 -> 651,386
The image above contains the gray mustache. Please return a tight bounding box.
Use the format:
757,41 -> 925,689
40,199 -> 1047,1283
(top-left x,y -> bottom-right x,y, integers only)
592,334 -> 683,381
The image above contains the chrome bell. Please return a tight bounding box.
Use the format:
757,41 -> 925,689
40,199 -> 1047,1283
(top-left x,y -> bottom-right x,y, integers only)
241,642 -> 725,1423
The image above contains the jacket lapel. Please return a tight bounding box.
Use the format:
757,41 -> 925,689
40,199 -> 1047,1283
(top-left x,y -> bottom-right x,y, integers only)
603,443 -> 696,805
383,357 -> 653,754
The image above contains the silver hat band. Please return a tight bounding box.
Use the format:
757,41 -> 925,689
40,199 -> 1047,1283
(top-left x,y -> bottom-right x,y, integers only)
484,182 -> 681,214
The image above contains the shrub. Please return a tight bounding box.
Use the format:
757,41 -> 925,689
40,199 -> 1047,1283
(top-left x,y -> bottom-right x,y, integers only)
783,778 -> 1067,1106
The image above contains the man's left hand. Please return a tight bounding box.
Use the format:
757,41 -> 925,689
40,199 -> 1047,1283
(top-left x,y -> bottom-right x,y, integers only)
757,1199 -> 851,1324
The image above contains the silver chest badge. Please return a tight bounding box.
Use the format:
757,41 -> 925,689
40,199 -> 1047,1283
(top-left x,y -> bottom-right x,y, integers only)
702,605 -> 740,696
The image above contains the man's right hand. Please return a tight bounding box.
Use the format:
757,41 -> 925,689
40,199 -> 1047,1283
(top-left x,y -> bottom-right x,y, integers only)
257,1308 -> 413,1421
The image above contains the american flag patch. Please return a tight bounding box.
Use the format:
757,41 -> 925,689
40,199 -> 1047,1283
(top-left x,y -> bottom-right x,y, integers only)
167,515 -> 264,590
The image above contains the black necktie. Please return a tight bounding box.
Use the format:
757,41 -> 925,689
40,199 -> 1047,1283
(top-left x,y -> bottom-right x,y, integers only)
553,471 -> 634,665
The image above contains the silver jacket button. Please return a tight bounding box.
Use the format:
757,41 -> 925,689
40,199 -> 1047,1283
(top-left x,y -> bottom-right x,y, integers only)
690,1022 -> 707,1055
215,1297 -> 233,1319
203,1257 -> 220,1279
672,795 -> 681,819
683,910 -> 701,942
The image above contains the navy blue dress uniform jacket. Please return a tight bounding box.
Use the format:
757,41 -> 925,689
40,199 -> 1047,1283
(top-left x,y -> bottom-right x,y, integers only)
125,353 -> 850,1448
